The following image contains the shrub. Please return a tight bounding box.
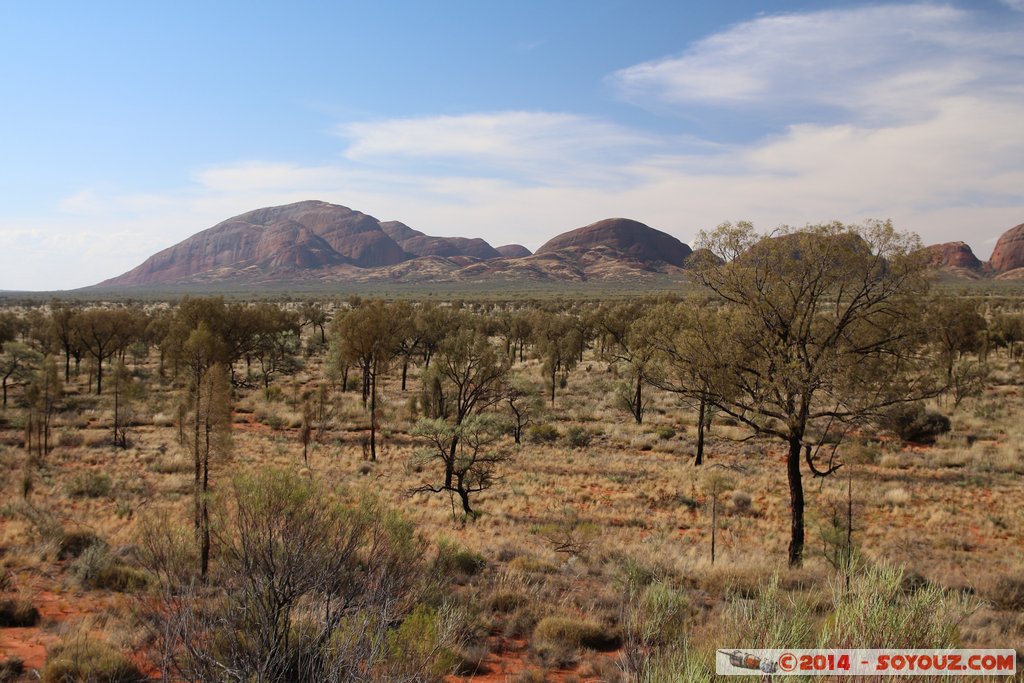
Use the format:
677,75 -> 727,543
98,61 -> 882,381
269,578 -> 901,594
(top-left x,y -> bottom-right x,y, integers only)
505,603 -> 543,638
41,637 -> 144,683
149,456 -> 191,474
655,427 -> 676,441
526,423 -> 559,444
66,471 -> 112,498
844,441 -> 881,465
489,591 -> 529,613
58,529 -> 102,560
564,426 -> 592,449
820,564 -> 974,648
507,555 -> 557,575
434,540 -> 486,578
986,574 -> 1024,611
385,604 -> 460,679
147,469 -> 443,682
57,430 -> 84,448
0,657 -> 25,683
72,544 -> 150,592
882,404 -> 951,444
533,616 -> 619,651
0,598 -> 40,627
730,490 -> 752,514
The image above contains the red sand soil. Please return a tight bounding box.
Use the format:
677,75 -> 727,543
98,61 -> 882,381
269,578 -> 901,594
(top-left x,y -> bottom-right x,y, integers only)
446,635 -> 621,683
0,588 -> 108,672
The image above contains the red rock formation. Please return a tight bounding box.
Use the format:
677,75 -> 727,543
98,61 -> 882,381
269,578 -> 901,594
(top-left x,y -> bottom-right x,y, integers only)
988,223 -> 1024,273
919,241 -> 983,271
96,204 -> 695,288
379,221 -> 501,259
535,218 -> 691,267
495,244 -> 532,258
101,201 -> 408,286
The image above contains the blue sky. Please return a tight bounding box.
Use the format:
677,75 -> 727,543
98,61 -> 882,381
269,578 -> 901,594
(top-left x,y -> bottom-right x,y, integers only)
2,0 -> 1023,290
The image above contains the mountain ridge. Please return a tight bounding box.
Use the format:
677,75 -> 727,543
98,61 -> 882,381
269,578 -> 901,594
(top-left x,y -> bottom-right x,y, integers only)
96,200 -> 1022,289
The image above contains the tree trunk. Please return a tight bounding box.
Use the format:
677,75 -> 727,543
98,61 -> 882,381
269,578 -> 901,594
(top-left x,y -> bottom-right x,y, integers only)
550,363 -> 557,405
113,380 -> 120,447
695,396 -> 706,466
201,432 -> 210,579
401,360 -> 408,391
64,351 -> 71,383
193,370 -> 202,534
369,362 -> 377,461
445,435 -> 459,489
787,435 -> 805,567
455,473 -> 473,516
633,375 -> 643,424
95,357 -> 103,395
361,364 -> 369,406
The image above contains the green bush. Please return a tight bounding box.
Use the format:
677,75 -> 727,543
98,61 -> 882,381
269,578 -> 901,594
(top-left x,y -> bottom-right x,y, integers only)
564,426 -> 592,449
489,591 -> 529,613
820,564 -> 973,648
844,441 -> 881,465
0,598 -> 40,627
385,604 -> 459,679
0,657 -> 25,683
58,529 -> 102,560
507,555 -> 557,575
434,540 -> 486,577
984,573 -> 1024,611
71,543 -> 150,592
66,471 -> 112,498
533,616 -> 619,651
41,638 -> 144,683
882,404 -> 951,444
526,423 -> 559,444
655,427 -> 676,441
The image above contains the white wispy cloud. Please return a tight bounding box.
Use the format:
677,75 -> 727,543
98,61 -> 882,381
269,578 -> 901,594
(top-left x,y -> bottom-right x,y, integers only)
610,4 -> 1023,124
337,111 -> 658,183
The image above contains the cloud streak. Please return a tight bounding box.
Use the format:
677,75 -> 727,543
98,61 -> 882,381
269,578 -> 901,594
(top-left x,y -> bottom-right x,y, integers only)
610,4 -> 1024,125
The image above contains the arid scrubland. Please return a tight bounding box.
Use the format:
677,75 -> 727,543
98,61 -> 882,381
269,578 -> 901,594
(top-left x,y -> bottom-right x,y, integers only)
1,226 -> 1024,682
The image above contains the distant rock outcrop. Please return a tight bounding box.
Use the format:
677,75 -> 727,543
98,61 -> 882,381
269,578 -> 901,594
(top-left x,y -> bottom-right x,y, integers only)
379,222 -> 502,260
495,244 -> 532,258
920,241 -> 983,271
93,202 -> 694,288
535,218 -> 692,268
102,201 -> 408,286
989,223 -> 1024,274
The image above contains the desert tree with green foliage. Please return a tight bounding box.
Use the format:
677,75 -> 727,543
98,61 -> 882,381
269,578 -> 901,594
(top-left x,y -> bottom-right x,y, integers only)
24,354 -> 60,459
531,310 -> 581,405
0,341 -> 41,409
596,301 -> 658,424
74,308 -> 136,395
47,300 -> 81,382
676,220 -> 938,566
503,376 -> 543,445
329,300 -> 406,460
644,302 -> 725,466
412,324 -> 509,516
111,360 -> 145,449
